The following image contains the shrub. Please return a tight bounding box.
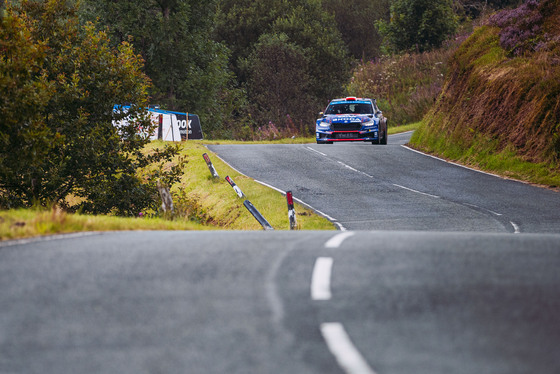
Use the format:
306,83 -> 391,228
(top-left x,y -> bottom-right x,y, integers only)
376,0 -> 459,53
0,0 -> 185,215
412,0 -> 560,169
487,0 -> 544,56
347,38 -> 465,125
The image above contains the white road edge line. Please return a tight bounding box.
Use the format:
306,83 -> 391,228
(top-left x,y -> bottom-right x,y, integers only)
401,145 -> 531,183
511,221 -> 521,234
321,323 -> 377,374
0,232 -> 101,248
394,130 -> 415,136
325,232 -> 355,248
311,257 -> 334,301
393,183 -> 440,199
207,148 -> 349,230
253,179 -> 347,231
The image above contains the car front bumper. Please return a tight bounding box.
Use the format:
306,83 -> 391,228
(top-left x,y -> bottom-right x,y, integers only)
316,129 -> 379,142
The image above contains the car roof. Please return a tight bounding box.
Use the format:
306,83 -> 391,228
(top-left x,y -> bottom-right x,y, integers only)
328,97 -> 373,105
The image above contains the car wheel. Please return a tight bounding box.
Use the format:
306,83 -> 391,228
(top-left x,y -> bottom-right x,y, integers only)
380,120 -> 388,145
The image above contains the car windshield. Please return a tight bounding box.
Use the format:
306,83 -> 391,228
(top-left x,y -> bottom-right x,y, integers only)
325,103 -> 373,115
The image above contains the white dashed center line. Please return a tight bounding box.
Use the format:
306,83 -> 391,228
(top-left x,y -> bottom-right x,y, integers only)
306,146 -> 327,157
393,183 -> 440,199
314,233 -> 376,374
325,232 -> 355,248
321,323 -> 377,374
311,257 -> 334,301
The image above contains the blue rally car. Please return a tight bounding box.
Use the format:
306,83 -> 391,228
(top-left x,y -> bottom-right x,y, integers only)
316,97 -> 388,144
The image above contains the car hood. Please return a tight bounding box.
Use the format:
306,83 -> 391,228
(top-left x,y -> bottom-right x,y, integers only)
322,114 -> 372,124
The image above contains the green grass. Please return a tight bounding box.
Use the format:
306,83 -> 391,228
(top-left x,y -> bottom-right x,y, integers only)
388,122 -> 421,134
410,120 -> 560,188
2,126 -> 424,241
0,207 -> 212,241
1,139 -> 337,240
151,140 -> 335,230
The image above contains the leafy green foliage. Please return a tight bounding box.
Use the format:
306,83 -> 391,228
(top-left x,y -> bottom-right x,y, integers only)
216,0 -> 350,134
322,0 -> 390,60
0,0 -> 185,215
377,0 -> 458,53
80,0 -> 233,137
348,44 -> 459,125
412,0 -> 560,170
271,1 -> 351,103
0,7 -> 52,207
246,34 -> 313,130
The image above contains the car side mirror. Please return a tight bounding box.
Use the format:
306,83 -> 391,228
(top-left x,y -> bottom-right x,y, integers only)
319,112 -> 324,117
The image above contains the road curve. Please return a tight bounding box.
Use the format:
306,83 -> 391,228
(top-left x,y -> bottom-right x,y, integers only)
3,132 -> 560,374
1,231 -> 560,374
208,132 -> 560,233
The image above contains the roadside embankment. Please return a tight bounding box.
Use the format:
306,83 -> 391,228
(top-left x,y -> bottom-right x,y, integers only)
410,0 -> 560,187
1,140 -> 335,240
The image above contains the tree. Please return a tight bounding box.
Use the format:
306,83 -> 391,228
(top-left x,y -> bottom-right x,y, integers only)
271,0 -> 351,105
0,6 -> 52,207
0,0 -> 183,214
215,0 -> 351,131
322,0 -> 391,60
454,0 -> 524,19
246,33 -> 314,129
80,0 -> 233,136
377,0 -> 459,53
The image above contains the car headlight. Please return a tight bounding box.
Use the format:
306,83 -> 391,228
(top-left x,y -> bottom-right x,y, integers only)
361,119 -> 375,127
317,120 -> 330,127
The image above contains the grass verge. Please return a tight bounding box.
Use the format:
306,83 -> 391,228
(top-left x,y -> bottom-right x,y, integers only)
148,140 -> 335,230
410,120 -> 560,189
388,122 -> 421,135
1,139 -> 336,240
0,207 -> 212,241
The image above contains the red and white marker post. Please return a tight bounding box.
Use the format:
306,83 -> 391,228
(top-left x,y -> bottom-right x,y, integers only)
225,176 -> 245,198
202,153 -> 219,179
286,190 -> 297,230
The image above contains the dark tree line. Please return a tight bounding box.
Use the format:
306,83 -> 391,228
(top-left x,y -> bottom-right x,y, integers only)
1,0 -> 525,211
1,0 -> 184,213
79,0 -> 522,138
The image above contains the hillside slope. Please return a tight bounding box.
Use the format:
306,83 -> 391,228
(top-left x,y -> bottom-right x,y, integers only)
411,0 -> 560,185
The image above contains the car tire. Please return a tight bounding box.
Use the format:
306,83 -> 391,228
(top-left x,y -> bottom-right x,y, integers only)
380,120 -> 388,145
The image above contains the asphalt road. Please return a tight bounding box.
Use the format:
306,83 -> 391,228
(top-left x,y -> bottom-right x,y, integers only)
2,133 -> 560,374
208,132 -> 560,233
2,231 -> 560,374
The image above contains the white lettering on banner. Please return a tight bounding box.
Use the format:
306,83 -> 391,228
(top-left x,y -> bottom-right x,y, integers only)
177,120 -> 192,130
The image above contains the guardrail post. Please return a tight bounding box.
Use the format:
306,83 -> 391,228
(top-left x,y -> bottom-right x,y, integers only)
243,200 -> 274,230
